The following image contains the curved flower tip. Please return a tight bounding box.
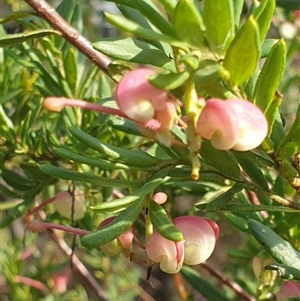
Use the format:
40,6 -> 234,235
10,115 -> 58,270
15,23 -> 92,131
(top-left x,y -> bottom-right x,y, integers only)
114,68 -> 167,123
276,281 -> 300,301
196,99 -> 239,150
98,217 -> 134,257
145,231 -> 184,274
173,216 -> 218,265
54,191 -> 86,220
196,98 -> 268,151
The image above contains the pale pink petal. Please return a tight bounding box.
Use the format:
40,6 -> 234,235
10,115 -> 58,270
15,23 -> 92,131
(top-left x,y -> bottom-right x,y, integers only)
114,68 -> 167,122
146,231 -> 184,274
196,99 -> 239,150
276,281 -> 300,300
173,216 -> 217,265
225,99 -> 268,151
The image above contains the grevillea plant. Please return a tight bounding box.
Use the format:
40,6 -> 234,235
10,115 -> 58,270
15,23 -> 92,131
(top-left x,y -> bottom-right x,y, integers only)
1,0 -> 300,300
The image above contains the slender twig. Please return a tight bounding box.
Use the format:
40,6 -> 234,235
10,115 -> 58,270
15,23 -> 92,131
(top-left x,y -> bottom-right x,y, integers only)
48,229 -> 109,301
24,0 -> 111,74
201,263 -> 255,301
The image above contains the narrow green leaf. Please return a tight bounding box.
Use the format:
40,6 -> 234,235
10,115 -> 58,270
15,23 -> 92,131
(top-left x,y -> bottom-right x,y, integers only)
264,94 -> 282,137
150,201 -> 183,241
105,12 -> 188,52
181,266 -> 231,301
203,0 -> 234,56
277,104 -> 300,159
248,219 -> 300,269
205,183 -> 244,211
173,0 -> 205,47
254,39 -> 286,112
81,197 -> 145,248
223,16 -> 260,87
253,0 -> 275,43
0,88 -> 23,105
91,168 -> 170,213
0,11 -> 34,24
148,71 -> 190,90
265,263 -> 300,280
93,37 -> 175,71
64,48 -> 77,92
2,168 -> 36,191
232,0 -> 244,28
207,204 -> 300,213
38,165 -> 143,189
234,152 -> 270,191
54,147 -> 132,171
200,141 -> 243,181
0,30 -> 60,48
224,213 -> 249,232
0,198 -> 35,228
68,126 -> 161,167
107,0 -> 176,38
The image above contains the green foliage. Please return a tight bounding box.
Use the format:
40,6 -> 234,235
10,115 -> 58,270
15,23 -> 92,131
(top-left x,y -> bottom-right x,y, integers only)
1,0 -> 299,300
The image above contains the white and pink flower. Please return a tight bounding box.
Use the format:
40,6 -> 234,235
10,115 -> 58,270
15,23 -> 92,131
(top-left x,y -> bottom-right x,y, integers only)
145,216 -> 219,274
196,98 -> 268,151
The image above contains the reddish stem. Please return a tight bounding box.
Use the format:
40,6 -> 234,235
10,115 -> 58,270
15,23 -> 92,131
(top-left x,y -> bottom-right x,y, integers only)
14,275 -> 47,291
26,221 -> 90,236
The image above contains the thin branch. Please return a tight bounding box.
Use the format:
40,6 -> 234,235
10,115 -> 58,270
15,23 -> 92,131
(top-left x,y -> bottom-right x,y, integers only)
48,229 -> 109,301
201,263 -> 255,301
24,0 -> 111,74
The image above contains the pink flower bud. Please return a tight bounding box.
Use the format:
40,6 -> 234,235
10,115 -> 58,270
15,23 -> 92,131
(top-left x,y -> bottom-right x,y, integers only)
97,217 -> 134,257
173,216 -> 218,265
114,68 -> 168,123
152,192 -> 168,205
196,98 -> 268,151
145,216 -> 218,273
54,191 -> 86,221
276,281 -> 300,301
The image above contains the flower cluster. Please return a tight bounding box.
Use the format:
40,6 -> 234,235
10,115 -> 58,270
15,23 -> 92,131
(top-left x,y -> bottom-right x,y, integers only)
114,68 -> 268,151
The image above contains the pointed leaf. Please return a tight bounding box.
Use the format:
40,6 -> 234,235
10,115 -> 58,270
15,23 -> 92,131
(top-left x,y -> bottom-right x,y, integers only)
173,0 -> 205,47
150,201 -> 183,241
38,165 -> 143,189
0,30 -> 60,48
93,37 -> 175,71
253,0 -> 275,43
81,197 -> 144,248
91,168 -> 170,212
254,39 -> 286,112
64,48 -> 77,92
203,0 -> 234,56
205,183 -> 244,211
105,12 -> 188,52
223,16 -> 260,87
148,71 -> 190,90
248,219 -> 300,269
181,266 -> 231,301
278,104 -> 300,158
68,126 -> 161,167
